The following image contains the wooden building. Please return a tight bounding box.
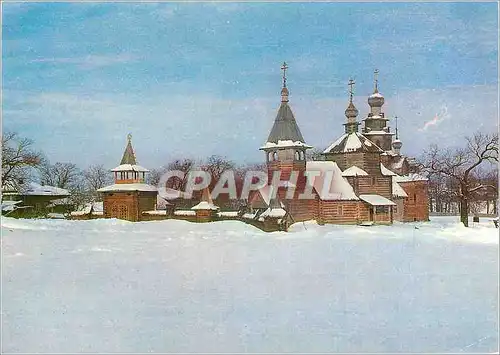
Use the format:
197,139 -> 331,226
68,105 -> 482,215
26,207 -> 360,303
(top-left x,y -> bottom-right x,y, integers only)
97,134 -> 158,222
249,65 -> 429,225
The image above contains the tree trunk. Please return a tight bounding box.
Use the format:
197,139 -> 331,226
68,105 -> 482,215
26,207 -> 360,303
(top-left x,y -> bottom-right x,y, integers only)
460,187 -> 469,227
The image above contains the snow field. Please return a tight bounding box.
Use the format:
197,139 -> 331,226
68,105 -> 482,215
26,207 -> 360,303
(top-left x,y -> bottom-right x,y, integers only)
1,216 -> 498,353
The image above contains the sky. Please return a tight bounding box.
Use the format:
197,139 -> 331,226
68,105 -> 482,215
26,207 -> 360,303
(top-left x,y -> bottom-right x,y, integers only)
2,2 -> 499,170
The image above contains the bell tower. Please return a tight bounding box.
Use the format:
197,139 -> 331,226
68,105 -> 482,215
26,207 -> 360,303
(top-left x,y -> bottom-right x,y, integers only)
361,69 -> 394,151
260,62 -> 312,188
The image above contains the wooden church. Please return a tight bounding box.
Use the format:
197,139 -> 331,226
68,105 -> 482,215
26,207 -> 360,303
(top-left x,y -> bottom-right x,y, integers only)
248,64 -> 429,226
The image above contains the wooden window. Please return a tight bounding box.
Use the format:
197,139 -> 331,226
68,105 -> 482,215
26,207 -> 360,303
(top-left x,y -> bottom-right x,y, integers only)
413,193 -> 417,203
376,206 -> 388,214
372,177 -> 376,185
393,205 -> 398,214
120,205 -> 128,220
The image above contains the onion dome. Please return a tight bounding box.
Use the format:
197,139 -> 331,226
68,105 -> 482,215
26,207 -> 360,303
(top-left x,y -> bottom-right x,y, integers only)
345,101 -> 359,119
368,90 -> 385,108
392,138 -> 402,150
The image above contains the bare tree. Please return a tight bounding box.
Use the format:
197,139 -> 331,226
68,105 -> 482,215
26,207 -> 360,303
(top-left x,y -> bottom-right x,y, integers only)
38,162 -> 81,189
149,158 -> 197,189
84,164 -> 112,191
1,132 -> 42,189
202,155 -> 235,184
306,147 -> 325,161
419,132 -> 498,226
83,164 -> 112,201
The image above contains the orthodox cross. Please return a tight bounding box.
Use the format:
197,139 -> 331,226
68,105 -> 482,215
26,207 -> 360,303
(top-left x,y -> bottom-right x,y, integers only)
281,62 -> 288,88
348,78 -> 355,102
374,68 -> 379,92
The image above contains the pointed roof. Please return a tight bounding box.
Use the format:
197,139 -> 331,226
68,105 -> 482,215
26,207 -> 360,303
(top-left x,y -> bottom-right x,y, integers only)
120,134 -> 137,165
266,102 -> 306,144
263,62 -> 308,147
323,132 -> 383,154
191,187 -> 219,210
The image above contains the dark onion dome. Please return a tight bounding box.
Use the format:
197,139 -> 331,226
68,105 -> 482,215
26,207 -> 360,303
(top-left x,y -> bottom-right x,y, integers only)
345,101 -> 359,118
368,90 -> 385,108
392,138 -> 403,150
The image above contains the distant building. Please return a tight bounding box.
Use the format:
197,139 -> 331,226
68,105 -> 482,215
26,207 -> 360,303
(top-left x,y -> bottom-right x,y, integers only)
1,182 -> 70,217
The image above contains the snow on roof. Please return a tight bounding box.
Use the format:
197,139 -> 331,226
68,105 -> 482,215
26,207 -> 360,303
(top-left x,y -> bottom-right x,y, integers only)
1,200 -> 21,212
71,201 -> 104,215
369,92 -> 384,98
260,140 -> 313,150
260,207 -> 287,218
174,210 -> 196,216
97,183 -> 157,193
242,212 -> 256,219
323,132 -> 382,154
367,114 -> 387,119
342,166 -> 369,177
218,211 -> 239,217
143,210 -> 168,215
111,164 -> 149,172
191,201 -> 219,210
380,163 -> 397,176
306,161 -> 358,201
21,183 -> 70,197
390,156 -> 406,170
363,130 -> 394,135
392,178 -> 408,198
359,194 -> 396,206
47,198 -> 72,207
323,134 -> 347,153
395,173 -> 429,182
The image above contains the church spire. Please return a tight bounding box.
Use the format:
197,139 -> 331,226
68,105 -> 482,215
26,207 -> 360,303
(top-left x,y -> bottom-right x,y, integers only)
395,115 -> 399,139
344,78 -> 360,134
280,61 -> 289,102
120,133 -> 137,165
392,115 -> 403,155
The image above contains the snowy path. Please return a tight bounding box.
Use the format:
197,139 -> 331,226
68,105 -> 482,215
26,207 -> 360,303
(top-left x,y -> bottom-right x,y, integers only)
1,216 -> 498,353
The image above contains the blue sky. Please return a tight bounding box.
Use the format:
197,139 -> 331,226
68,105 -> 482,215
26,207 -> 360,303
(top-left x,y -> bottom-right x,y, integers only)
2,2 -> 498,169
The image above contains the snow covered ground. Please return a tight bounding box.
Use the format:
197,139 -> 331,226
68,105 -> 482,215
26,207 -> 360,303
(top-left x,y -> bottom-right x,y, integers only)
1,216 -> 498,353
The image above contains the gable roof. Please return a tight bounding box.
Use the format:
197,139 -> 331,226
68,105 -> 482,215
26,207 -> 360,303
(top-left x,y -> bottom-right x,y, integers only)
359,194 -> 396,206
19,183 -> 70,197
306,161 -> 358,201
323,132 -> 383,154
380,163 -> 397,176
342,165 -> 369,177
392,177 -> 408,198
266,102 -> 306,144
